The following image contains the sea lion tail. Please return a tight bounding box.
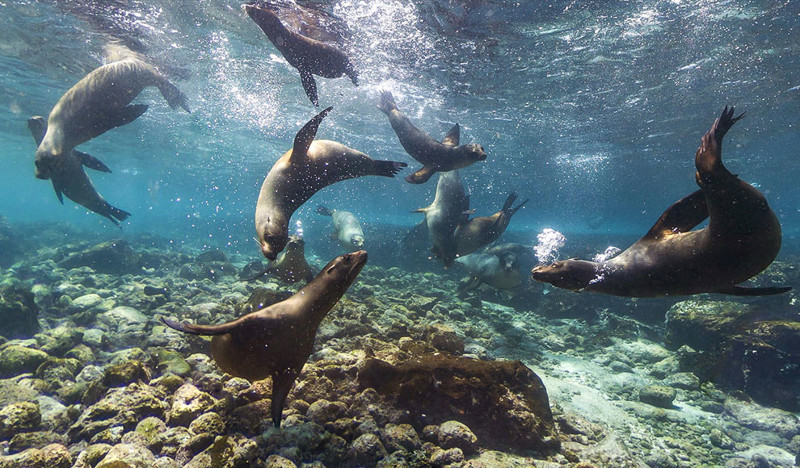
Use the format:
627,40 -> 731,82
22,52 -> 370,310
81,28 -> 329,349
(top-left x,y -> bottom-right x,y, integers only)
158,80 -> 191,113
372,160 -> 408,178
316,205 -> 333,217
377,90 -> 397,115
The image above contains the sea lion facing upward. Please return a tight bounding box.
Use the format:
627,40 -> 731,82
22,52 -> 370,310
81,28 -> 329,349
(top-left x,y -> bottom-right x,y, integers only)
317,205 -> 365,250
413,170 -> 471,268
27,117 -> 130,227
249,235 -> 315,283
532,107 -> 790,297
34,57 -> 189,180
243,3 -> 358,107
255,106 -> 406,260
378,91 -> 487,184
455,192 -> 529,257
163,250 -> 367,428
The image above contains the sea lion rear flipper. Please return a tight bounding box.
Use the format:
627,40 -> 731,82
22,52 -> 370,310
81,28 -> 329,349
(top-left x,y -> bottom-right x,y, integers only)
51,180 -> 65,204
300,68 -> 319,107
643,189 -> 708,240
371,160 -> 407,178
77,151 -> 112,173
405,166 -> 436,184
291,106 -> 332,165
157,80 -> 191,112
271,368 -> 299,428
458,275 -> 482,292
377,90 -> 397,115
696,106 -> 744,177
716,285 -> 792,296
161,317 -> 241,336
442,124 -> 460,147
106,203 -> 131,223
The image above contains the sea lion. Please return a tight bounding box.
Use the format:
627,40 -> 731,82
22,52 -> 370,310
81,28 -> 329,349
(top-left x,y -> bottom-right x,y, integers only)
455,252 -> 524,292
163,250 -> 367,428
454,192 -> 529,257
317,205 -> 365,250
413,170 -> 471,268
243,3 -> 358,107
27,116 -> 130,227
485,243 -> 535,272
377,91 -> 487,184
33,57 -> 189,180
531,107 -> 790,297
255,106 -> 406,260
249,235 -> 315,283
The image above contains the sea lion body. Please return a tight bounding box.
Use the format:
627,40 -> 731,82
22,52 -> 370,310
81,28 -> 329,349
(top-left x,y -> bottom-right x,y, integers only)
485,243 -> 535,272
244,3 -> 358,106
413,170 -> 470,267
255,107 -> 405,260
27,117 -> 130,226
531,107 -> 789,297
455,192 -> 528,257
163,250 -> 367,427
456,252 -> 524,291
265,235 -> 315,283
317,205 -> 365,250
34,58 -> 189,180
378,91 -> 487,184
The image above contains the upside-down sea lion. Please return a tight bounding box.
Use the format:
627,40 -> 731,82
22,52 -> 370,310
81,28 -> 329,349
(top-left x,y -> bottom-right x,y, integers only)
249,235 -> 315,283
455,192 -> 529,257
413,170 -> 470,268
163,250 -> 367,428
378,91 -> 487,184
256,107 -> 406,260
531,107 -> 790,297
243,3 -> 358,107
455,252 -> 524,292
317,205 -> 365,250
33,57 -> 189,180
27,116 -> 130,227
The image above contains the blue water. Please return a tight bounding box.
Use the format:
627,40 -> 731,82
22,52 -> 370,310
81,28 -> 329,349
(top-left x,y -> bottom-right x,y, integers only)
1,0 -> 799,255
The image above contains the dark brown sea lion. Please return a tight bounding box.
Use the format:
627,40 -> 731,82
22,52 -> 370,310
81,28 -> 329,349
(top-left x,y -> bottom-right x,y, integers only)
243,3 -> 358,107
255,107 -> 406,260
531,107 -> 790,297
455,192 -> 528,257
34,57 -> 189,180
163,250 -> 367,428
413,170 -> 471,268
27,116 -> 130,227
249,235 -> 315,283
378,90 -> 487,184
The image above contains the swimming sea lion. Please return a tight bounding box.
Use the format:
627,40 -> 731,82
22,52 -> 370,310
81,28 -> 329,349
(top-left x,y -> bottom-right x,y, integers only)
531,107 -> 790,297
455,252 -> 524,292
164,250 -> 366,427
454,192 -> 529,257
27,116 -> 130,227
377,91 -> 487,184
255,107 -> 406,260
413,170 -> 471,268
485,243 -> 535,272
249,235 -> 315,283
317,205 -> 365,250
243,3 -> 358,107
34,57 -> 189,180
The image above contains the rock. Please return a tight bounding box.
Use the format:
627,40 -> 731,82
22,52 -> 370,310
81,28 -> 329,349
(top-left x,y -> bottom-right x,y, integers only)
0,345 -> 49,377
430,447 -> 464,465
663,372 -> 700,391
185,435 -> 258,468
189,413 -> 225,436
83,329 -> 108,348
426,323 -> 465,355
348,433 -> 388,467
638,385 -> 676,408
438,420 -> 479,454
104,360 -> 152,387
0,443 -> 71,468
36,395 -> 68,432
236,288 -> 293,315
95,443 -> 156,468
197,250 -> 228,263
664,300 -> 766,351
58,239 -> 141,274
264,454 -> 297,467
0,283 -> 38,339
154,348 -> 191,377
70,293 -> 103,311
167,383 -> 217,427
0,401 -> 41,439
357,352 -> 559,453
8,430 -> 67,452
380,423 -> 422,452
306,400 -> 348,425
135,417 -> 167,451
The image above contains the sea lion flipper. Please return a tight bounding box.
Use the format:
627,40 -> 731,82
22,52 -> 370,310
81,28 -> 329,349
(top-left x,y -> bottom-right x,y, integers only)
27,116 -> 47,145
405,165 -> 436,184
291,106 -> 332,165
271,368 -> 299,428
300,68 -> 319,107
107,203 -> 131,223
157,80 -> 191,113
371,160 -> 407,178
377,90 -> 397,115
442,124 -> 460,146
101,104 -> 149,135
51,180 -> 65,204
696,106 -> 744,176
161,316 -> 241,336
76,151 -> 112,173
716,285 -> 792,296
643,189 -> 708,240
458,275 -> 482,292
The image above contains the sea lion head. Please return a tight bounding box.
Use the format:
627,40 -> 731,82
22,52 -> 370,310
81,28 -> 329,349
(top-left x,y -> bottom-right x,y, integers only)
258,214 -> 289,261
285,235 -> 305,252
462,143 -> 487,163
531,259 -> 597,291
498,252 -> 518,272
34,148 -> 63,180
350,234 -> 365,248
321,249 -> 368,293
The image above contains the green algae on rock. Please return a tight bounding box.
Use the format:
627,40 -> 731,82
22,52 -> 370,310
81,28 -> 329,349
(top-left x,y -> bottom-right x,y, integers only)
58,239 -> 141,275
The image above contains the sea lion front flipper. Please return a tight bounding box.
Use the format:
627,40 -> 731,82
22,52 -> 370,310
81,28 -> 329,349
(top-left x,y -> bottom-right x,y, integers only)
300,68 -> 319,107
161,317 -> 242,336
51,179 -> 65,204
406,166 -> 436,184
271,368 -> 299,428
291,106 -> 333,165
442,124 -> 460,147
98,104 -> 149,136
715,285 -> 792,296
76,151 -> 112,173
458,275 -> 482,292
643,189 -> 708,241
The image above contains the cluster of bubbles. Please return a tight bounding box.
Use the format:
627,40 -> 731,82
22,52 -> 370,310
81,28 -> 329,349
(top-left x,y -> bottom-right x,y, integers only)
294,219 -> 304,238
592,245 -> 621,262
533,228 -> 566,265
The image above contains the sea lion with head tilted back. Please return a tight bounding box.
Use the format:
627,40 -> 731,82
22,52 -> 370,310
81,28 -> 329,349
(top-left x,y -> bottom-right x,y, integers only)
27,116 -> 130,227
455,192 -> 528,257
531,107 -> 790,297
33,55 -> 189,181
163,250 -> 367,428
413,170 -> 471,268
378,90 -> 487,184
243,3 -> 358,107
255,107 -> 406,260
249,235 -> 315,283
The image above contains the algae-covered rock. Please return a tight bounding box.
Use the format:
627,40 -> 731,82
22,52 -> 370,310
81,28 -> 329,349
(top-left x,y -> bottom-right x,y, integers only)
58,239 -> 141,274
438,420 -> 479,454
380,423 -> 421,452
0,283 -> 38,339
426,323 -> 465,355
184,434 -> 258,468
0,345 -> 49,378
154,348 -> 191,377
0,400 -> 41,439
189,412 -> 225,436
348,433 -> 388,467
8,430 -> 67,452
95,443 -> 156,468
36,326 -> 84,356
104,359 -> 152,387
167,383 -> 217,427
638,385 -> 677,408
664,300 -> 768,351
0,443 -> 71,468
